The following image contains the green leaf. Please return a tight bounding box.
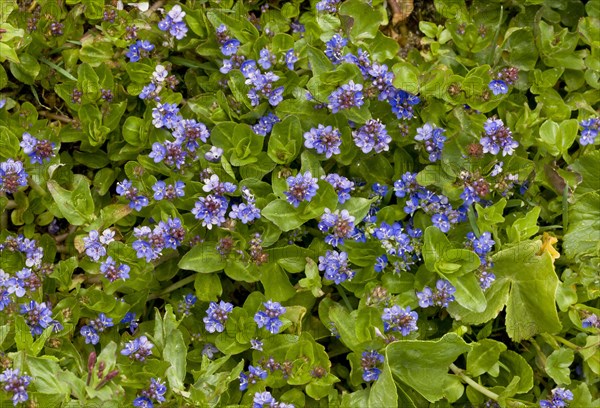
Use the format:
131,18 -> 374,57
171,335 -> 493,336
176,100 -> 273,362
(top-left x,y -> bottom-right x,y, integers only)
10,53 -> 40,85
545,348 -> 574,385
493,240 -> 562,341
260,264 -> 296,301
261,199 -> 305,232
338,0 -> 384,41
368,360 -> 398,408
195,273 -> 222,302
507,207 -> 541,243
27,356 -> 70,395
164,329 -> 187,393
47,175 -> 95,225
467,339 -> 507,377
387,333 -> 471,402
564,192 -> 600,260
268,116 -> 303,164
178,242 -> 227,273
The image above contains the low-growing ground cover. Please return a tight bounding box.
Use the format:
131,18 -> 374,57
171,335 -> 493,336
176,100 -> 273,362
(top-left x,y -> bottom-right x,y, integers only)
0,0 -> 598,407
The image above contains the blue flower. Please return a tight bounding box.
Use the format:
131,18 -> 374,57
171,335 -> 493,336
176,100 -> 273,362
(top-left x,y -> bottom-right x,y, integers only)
481,118 -> 518,156
152,180 -> 186,201
432,213 -> 450,233
258,48 -> 275,69
239,365 -> 268,391
81,313 -> 114,344
582,313 -> 599,329
100,256 -> 130,282
284,171 -> 319,207
149,141 -> 187,169
324,34 -> 347,64
393,172 -> 419,198
116,179 -> 150,211
488,79 -> 508,95
0,290 -> 11,311
328,81 -> 364,113
83,230 -> 112,261
539,387 -> 573,408
285,49 -> 298,70
353,119 -> 391,153
121,335 -> 154,361
250,338 -> 263,351
304,124 -> 342,158
140,82 -> 159,101
0,159 -> 28,194
254,300 -> 286,334
417,279 -> 456,308
388,88 -> 419,120
579,117 -> 599,145
203,300 -> 234,333
80,325 -> 99,345
414,123 -> 446,162
322,173 -> 354,204
381,305 -> 418,336
158,5 -> 188,39
368,63 -> 394,99
202,174 -> 236,195
374,255 -> 388,272
121,312 -> 139,333
126,40 -> 155,62
133,396 -> 154,408
172,119 -> 210,150
137,378 -> 167,404
318,209 -> 355,247
20,133 -> 55,164
318,250 -> 355,284
361,350 -> 384,382
20,300 -> 58,336
0,368 -> 32,406
192,194 -> 229,229
221,39 -> 240,56
229,202 -> 261,224
252,112 -> 280,136
205,146 -> 223,162
151,102 -> 182,129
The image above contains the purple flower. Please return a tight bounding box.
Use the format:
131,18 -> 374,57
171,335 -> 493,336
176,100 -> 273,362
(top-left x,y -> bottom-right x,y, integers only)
382,305 -> 418,336
254,300 -> 286,334
239,365 -> 268,391
258,48 -> 275,69
20,133 -> 55,164
539,387 -> 574,408
284,171 -> 319,207
318,209 -> 355,246
481,118 -> 518,156
582,313 -> 599,329
205,146 -> 223,162
191,194 -> 229,229
417,279 -> 456,308
361,350 -> 384,382
0,369 -> 32,406
20,300 -> 59,336
116,179 -> 150,211
393,172 -> 419,198
324,34 -> 347,64
151,103 -> 182,129
328,81 -> 364,113
158,5 -> 188,39
221,39 -> 240,56
388,88 -> 420,120
121,335 -> 154,362
285,49 -> 298,70
203,301 -> 234,333
229,202 -> 261,224
152,180 -> 186,200
0,159 -> 28,194
173,119 -> 210,150
252,113 -> 280,136
304,124 -> 342,158
414,123 -> 446,162
579,118 -> 599,145
488,79 -> 508,95
322,173 -> 354,204
318,250 -> 355,284
353,119 -> 391,153
368,63 -> 394,99
100,256 -> 130,282
202,174 -> 236,195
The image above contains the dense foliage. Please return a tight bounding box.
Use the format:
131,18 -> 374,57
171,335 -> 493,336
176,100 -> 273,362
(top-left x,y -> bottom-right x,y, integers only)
0,0 -> 598,407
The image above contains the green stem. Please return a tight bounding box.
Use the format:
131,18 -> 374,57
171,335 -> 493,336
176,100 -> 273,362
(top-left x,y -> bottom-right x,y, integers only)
449,363 -> 499,401
552,335 -> 580,351
488,6 -> 504,65
28,178 -> 48,197
148,274 -> 196,300
337,286 -> 353,310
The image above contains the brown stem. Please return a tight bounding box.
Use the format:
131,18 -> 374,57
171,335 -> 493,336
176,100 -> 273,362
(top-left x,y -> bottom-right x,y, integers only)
54,225 -> 77,244
146,0 -> 165,15
39,111 -> 74,123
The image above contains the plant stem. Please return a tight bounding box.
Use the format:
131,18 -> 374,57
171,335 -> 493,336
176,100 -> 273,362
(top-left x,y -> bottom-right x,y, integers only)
449,363 -> 499,401
148,274 -> 196,300
337,286 -> 353,310
552,335 -> 580,351
28,178 -> 48,197
38,110 -> 74,123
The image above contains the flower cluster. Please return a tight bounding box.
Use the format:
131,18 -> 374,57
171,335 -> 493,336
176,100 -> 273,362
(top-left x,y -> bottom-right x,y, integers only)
121,335 -> 154,362
116,179 -> 150,211
322,173 -> 354,204
417,280 -> 457,308
178,293 -> 197,316
466,232 -> 496,290
253,112 -> 280,136
20,300 -> 61,336
80,313 -> 114,345
252,391 -> 295,408
203,300 -> 234,333
353,119 -> 391,154
304,125 -> 342,158
360,350 -> 384,382
372,221 -> 421,271
318,209 -> 355,246
125,40 -> 154,62
284,171 -> 319,207
579,117 -> 599,145
133,378 -> 167,408
20,132 -> 55,164
414,123 -> 446,162
328,81 -> 364,113
0,368 -> 32,406
581,312 -> 599,329
254,300 -> 286,334
0,159 -> 28,194
152,180 -> 185,201
318,250 -> 355,284
382,305 -> 418,336
539,387 -> 574,408
158,5 -> 188,39
132,218 -> 185,261
481,118 -> 519,156
488,67 -> 519,95
230,187 -> 261,224
239,365 -> 268,391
